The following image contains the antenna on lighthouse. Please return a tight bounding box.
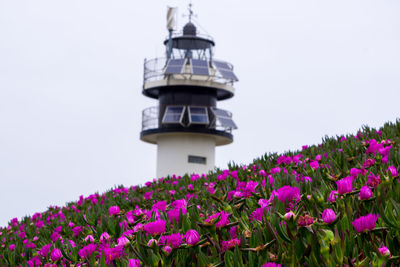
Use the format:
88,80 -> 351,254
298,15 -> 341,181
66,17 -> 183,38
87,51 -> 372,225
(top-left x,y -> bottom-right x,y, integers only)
166,7 -> 177,59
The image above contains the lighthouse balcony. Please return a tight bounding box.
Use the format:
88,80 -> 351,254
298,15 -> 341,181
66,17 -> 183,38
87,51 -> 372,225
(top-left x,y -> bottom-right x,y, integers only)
143,57 -> 238,100
140,105 -> 236,146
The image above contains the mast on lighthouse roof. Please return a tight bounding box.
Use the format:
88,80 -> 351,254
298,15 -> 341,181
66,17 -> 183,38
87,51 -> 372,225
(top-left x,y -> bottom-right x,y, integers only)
140,6 -> 239,178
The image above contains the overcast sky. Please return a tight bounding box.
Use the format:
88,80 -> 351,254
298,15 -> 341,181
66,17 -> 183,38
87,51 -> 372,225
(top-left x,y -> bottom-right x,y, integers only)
0,0 -> 399,226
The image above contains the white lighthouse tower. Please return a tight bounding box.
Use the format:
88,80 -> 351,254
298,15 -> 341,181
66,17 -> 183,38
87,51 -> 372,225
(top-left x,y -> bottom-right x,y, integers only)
140,6 -> 238,178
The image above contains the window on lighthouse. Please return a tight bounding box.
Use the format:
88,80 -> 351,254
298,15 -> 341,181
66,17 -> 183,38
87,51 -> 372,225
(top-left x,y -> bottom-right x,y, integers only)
188,155 -> 207,165
162,106 -> 186,126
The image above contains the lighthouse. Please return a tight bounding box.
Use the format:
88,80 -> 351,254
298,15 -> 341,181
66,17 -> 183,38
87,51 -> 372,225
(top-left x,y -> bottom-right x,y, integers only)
140,6 -> 238,178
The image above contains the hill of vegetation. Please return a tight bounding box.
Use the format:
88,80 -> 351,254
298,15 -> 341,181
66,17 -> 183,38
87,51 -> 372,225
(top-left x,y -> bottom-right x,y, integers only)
1,120 -> 400,266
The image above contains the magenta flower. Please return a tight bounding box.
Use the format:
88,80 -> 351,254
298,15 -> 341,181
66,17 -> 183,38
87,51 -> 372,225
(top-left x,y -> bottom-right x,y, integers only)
109,206 -> 120,216
162,245 -> 172,254
50,248 -> 62,262
144,219 -> 166,236
205,211 -> 230,228
144,191 -> 153,199
185,229 -> 200,245
168,207 -> 187,224
147,238 -> 158,247
117,236 -> 130,247
126,211 -> 135,224
359,186 -> 373,200
366,173 -> 381,188
387,166 -> 399,177
159,233 -> 183,248
363,158 -> 376,168
103,246 -> 124,264
78,244 -> 97,259
310,160 -> 319,169
38,244 -> 51,257
378,246 -> 391,257
322,209 -> 337,224
328,190 -> 338,203
350,168 -> 362,178
352,214 -> 379,233
128,259 -> 141,267
9,244 -> 15,251
336,177 -> 353,194
276,186 -> 301,203
221,238 -> 241,252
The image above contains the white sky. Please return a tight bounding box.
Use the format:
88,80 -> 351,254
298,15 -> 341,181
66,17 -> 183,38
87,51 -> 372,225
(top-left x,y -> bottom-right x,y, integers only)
0,0 -> 399,226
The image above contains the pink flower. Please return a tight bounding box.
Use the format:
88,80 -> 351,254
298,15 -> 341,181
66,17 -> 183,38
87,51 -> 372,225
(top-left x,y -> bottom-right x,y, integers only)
72,226 -> 82,237
328,190 -> 338,203
205,211 -> 230,228
109,206 -> 120,216
162,245 -> 172,254
117,236 -> 130,247
39,244 -> 51,257
359,186 -> 373,200
126,211 -> 135,224
387,166 -> 399,177
100,232 -> 110,242
128,259 -> 141,267
144,219 -> 166,236
84,234 -> 94,243
366,173 -> 381,188
50,248 -> 62,262
336,177 -> 353,194
284,211 -> 295,221
352,214 -> 379,233
78,244 -> 97,259
322,209 -> 337,224
185,229 -> 200,245
103,246 -> 125,264
310,161 -> 319,169
147,239 -> 158,247
363,158 -> 376,168
378,246 -> 391,257
221,238 -> 241,252
350,168 -> 362,178
9,244 -> 15,251
276,186 -> 301,203
159,233 -> 183,248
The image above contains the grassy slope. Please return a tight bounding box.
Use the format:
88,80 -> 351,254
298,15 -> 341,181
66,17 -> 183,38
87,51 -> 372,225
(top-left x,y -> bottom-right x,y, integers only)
1,120 -> 400,266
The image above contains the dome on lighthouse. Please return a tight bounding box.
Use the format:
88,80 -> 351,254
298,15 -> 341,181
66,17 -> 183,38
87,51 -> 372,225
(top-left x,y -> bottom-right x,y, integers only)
183,22 -> 197,36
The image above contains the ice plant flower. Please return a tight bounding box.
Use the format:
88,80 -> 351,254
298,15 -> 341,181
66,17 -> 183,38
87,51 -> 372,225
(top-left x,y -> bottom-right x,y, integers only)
366,173 -> 381,188
185,229 -> 200,245
336,177 -> 353,194
298,214 -> 314,226
387,166 -> 399,177
221,238 -> 241,252
78,244 -> 97,259
352,214 -> 379,233
359,186 -> 373,200
144,219 -> 166,236
38,244 -> 51,257
284,211 -> 295,221
128,259 -> 141,267
103,246 -> 125,265
378,246 -> 391,257
159,233 -> 183,248
50,248 -> 62,262
109,206 -> 120,216
276,186 -> 300,203
328,190 -> 338,203
322,209 -> 337,224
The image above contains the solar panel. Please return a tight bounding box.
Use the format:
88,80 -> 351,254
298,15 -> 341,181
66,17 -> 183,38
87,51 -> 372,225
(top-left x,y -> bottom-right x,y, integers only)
219,70 -> 238,81
217,117 -> 237,129
213,61 -> 231,70
188,106 -> 209,125
165,59 -> 186,74
162,106 -> 185,124
191,59 -> 209,76
213,60 -> 238,81
211,108 -> 231,117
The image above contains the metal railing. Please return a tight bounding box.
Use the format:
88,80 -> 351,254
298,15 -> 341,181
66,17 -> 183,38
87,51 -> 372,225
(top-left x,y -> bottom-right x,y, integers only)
143,57 -> 236,85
